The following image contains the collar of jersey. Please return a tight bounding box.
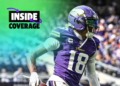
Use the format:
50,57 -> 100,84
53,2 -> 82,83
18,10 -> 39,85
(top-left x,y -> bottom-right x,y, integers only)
73,31 -> 83,40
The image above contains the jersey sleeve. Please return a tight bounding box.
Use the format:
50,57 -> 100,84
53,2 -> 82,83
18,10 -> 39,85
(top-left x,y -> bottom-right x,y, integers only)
93,36 -> 100,50
49,27 -> 69,40
49,27 -> 61,40
97,42 -> 100,50
43,37 -> 60,51
46,27 -> 68,51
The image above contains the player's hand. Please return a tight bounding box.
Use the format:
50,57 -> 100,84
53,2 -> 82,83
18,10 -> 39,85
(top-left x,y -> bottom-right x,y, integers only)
29,72 -> 40,86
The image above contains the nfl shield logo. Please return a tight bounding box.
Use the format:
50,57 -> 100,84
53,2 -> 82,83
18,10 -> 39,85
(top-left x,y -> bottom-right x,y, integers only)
68,38 -> 73,44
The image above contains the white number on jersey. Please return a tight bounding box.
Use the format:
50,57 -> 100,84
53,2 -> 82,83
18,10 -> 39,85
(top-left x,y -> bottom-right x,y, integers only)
68,50 -> 89,74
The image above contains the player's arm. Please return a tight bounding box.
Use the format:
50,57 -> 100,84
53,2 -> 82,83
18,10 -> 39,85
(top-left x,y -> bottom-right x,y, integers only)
27,44 -> 48,73
27,37 -> 60,73
26,37 -> 60,86
26,44 -> 48,86
85,51 -> 100,86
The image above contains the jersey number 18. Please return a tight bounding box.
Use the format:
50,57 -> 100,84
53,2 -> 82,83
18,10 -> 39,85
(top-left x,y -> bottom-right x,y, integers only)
68,50 -> 88,74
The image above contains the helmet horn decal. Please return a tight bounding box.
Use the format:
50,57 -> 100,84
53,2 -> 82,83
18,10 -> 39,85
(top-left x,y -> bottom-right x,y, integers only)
71,9 -> 85,17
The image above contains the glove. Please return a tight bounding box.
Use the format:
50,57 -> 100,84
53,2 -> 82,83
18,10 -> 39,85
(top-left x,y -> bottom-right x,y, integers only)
29,72 -> 40,86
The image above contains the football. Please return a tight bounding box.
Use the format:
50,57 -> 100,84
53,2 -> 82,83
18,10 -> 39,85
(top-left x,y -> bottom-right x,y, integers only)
39,83 -> 46,86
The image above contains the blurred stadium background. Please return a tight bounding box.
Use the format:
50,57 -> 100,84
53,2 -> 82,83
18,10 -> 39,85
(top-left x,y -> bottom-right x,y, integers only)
0,0 -> 120,86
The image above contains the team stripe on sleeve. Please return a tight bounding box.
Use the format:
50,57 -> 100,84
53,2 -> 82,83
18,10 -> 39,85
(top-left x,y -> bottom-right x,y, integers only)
50,30 -> 60,37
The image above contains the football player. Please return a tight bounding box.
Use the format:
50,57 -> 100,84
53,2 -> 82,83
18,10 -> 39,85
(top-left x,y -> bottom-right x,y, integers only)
27,5 -> 100,86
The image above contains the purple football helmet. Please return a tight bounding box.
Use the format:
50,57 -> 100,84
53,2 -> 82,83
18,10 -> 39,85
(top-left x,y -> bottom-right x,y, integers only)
68,5 -> 99,32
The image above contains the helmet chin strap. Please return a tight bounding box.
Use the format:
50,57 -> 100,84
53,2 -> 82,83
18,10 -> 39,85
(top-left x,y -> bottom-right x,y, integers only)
78,15 -> 97,49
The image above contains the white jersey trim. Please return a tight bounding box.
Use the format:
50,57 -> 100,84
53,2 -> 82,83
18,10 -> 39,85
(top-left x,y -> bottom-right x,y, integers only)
46,75 -> 69,86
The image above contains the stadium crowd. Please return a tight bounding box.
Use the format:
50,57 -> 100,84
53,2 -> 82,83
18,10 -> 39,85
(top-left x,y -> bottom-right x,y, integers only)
86,0 -> 120,68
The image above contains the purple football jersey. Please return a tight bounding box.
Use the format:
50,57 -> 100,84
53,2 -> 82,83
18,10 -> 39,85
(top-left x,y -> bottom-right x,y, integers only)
49,27 -> 100,86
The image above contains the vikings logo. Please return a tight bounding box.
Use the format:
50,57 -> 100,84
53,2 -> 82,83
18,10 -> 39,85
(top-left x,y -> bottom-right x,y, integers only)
70,9 -> 85,17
